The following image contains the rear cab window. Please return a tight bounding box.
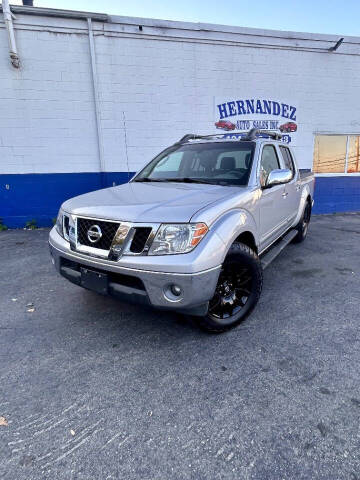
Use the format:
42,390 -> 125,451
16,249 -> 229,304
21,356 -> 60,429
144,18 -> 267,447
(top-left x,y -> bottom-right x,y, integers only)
279,146 -> 295,179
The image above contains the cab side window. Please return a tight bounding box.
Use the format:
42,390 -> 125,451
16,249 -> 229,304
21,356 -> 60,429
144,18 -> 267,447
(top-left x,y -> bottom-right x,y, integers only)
279,146 -> 295,179
260,145 -> 280,186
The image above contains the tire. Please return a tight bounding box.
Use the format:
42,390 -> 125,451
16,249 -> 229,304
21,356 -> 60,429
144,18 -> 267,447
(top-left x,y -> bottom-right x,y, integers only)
193,243 -> 263,333
293,199 -> 312,243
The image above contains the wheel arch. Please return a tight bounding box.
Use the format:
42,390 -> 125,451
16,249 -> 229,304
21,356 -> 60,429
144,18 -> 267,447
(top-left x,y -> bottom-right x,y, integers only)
233,231 -> 258,254
292,184 -> 312,227
211,208 -> 259,262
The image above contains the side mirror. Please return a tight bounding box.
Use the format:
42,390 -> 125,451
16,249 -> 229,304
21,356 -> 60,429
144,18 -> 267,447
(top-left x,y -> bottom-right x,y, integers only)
264,169 -> 292,188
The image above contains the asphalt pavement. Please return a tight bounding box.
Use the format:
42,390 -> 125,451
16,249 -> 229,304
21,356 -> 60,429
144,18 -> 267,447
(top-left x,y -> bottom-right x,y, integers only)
0,213 -> 360,480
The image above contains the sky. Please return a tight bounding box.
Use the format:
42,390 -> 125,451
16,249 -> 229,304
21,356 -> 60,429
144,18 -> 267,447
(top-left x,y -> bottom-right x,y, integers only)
33,0 -> 360,36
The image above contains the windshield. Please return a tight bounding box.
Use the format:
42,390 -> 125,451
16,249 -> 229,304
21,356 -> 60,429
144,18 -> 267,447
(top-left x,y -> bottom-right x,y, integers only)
133,142 -> 255,186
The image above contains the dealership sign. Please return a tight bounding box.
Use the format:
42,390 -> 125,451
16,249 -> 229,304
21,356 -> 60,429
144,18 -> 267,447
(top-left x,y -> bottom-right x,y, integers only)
214,97 -> 298,144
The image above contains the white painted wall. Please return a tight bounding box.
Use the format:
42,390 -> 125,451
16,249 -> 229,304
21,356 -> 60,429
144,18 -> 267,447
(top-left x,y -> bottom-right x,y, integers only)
0,18 -> 99,174
1,9 -> 360,174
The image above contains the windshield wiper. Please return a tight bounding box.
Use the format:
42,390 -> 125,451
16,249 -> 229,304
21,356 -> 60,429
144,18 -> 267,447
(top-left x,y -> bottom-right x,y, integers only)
169,177 -> 217,185
134,177 -> 223,185
133,178 -> 170,182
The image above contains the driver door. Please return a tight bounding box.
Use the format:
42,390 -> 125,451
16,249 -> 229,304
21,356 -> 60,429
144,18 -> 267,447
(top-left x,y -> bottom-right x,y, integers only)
258,144 -> 289,250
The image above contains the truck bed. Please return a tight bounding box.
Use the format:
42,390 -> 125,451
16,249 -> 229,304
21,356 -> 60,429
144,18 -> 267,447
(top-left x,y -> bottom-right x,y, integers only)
299,169 -> 313,180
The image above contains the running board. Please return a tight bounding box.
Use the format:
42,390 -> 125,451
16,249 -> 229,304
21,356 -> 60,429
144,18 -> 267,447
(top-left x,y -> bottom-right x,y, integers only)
260,230 -> 297,270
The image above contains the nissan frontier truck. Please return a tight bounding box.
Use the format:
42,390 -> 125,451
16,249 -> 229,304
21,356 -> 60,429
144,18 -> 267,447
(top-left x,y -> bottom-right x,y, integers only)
49,129 -> 314,332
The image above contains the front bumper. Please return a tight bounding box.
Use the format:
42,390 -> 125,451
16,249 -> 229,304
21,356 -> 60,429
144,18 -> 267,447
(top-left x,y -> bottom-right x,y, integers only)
49,229 -> 221,316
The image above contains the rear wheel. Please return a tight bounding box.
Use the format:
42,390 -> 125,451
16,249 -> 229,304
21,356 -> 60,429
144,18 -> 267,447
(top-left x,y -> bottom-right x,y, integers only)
194,243 -> 263,333
293,200 -> 312,243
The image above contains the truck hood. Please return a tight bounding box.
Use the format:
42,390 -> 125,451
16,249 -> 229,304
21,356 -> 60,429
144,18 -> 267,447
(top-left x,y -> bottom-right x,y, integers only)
62,181 -> 245,223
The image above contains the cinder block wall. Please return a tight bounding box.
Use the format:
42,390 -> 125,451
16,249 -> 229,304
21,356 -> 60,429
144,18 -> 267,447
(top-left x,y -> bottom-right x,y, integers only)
1,10 -> 360,226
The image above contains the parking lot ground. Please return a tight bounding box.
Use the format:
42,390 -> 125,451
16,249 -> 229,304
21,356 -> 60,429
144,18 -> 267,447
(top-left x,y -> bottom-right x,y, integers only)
0,213 -> 360,480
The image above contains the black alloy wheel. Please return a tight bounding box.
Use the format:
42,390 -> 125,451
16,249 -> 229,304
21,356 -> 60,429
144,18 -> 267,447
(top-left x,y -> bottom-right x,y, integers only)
194,243 -> 263,333
293,200 -> 312,243
208,263 -> 252,321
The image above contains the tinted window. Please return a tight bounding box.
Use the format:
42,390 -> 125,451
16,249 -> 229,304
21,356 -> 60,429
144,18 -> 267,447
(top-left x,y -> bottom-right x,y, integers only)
135,142 -> 255,186
279,146 -> 295,178
260,145 -> 280,185
216,150 -> 252,170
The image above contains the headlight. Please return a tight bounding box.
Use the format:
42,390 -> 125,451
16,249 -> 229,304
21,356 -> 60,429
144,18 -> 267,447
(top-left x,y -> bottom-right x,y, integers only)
148,223 -> 208,255
55,208 -> 64,238
55,208 -> 72,241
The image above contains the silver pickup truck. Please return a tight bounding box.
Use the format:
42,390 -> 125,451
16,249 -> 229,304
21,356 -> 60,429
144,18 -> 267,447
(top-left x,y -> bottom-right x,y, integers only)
49,129 -> 314,332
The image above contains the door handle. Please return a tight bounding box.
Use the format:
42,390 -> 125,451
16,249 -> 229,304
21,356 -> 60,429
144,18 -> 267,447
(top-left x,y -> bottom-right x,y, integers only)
296,184 -> 301,191
282,192 -> 288,198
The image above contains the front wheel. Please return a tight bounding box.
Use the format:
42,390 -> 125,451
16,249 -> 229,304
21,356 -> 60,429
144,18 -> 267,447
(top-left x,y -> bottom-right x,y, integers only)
193,243 -> 263,333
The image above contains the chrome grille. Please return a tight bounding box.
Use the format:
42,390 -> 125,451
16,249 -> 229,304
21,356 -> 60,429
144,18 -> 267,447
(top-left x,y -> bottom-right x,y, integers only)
73,217 -> 159,259
77,217 -> 119,250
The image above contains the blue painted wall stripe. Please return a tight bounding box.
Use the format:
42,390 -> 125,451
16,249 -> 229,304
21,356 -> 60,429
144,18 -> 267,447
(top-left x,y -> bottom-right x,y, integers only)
0,172 -> 135,228
1,172 -> 359,228
312,176 -> 360,214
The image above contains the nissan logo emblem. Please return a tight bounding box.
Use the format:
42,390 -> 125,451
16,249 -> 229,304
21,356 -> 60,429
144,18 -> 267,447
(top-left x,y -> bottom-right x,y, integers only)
87,224 -> 102,244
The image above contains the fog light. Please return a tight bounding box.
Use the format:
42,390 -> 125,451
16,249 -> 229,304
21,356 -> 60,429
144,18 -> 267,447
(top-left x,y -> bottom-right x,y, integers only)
170,284 -> 182,296
164,284 -> 183,302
